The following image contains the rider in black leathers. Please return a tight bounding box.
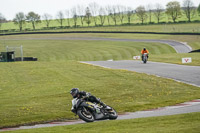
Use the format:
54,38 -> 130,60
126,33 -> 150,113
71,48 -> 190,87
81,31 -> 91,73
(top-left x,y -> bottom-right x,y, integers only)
70,88 -> 106,112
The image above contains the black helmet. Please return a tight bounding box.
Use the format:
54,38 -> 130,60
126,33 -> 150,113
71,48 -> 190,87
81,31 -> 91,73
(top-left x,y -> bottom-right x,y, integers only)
143,47 -> 146,50
70,88 -> 79,98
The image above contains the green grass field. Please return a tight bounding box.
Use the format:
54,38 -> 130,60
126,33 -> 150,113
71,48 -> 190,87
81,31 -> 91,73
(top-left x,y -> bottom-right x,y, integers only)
1,60 -> 199,128
0,33 -> 200,129
1,11 -> 200,33
0,37 -> 176,61
3,112 -> 200,133
1,23 -> 200,34
1,33 -> 199,65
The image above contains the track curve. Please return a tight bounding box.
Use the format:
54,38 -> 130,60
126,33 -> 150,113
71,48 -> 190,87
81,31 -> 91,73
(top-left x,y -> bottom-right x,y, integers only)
1,37 -> 192,53
1,100 -> 200,132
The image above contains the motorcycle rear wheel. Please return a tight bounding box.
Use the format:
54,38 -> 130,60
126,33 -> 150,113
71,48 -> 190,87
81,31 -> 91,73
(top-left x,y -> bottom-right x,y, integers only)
77,109 -> 94,122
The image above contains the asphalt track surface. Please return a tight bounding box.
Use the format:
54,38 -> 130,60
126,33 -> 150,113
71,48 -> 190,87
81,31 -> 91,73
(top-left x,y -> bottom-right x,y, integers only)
0,37 -> 199,131
1,100 -> 200,132
2,37 -> 192,53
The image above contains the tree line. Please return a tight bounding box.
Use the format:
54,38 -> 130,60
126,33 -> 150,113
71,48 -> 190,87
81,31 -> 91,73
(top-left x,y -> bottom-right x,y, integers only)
0,0 -> 200,31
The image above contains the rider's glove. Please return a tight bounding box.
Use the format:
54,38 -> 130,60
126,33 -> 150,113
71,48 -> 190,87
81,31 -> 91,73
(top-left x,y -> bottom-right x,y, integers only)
86,92 -> 91,97
83,92 -> 91,99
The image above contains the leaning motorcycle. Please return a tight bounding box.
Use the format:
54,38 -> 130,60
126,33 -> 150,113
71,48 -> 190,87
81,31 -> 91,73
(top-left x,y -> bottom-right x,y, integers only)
71,98 -> 118,122
142,53 -> 148,63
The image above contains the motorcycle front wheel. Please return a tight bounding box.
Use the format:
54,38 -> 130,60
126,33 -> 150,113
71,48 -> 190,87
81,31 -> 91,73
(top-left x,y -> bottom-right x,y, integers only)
77,108 -> 94,122
107,107 -> 118,120
143,57 -> 147,63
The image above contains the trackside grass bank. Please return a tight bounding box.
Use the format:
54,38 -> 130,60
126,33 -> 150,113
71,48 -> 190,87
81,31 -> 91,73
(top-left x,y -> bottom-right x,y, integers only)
0,61 -> 200,128
3,112 -> 200,133
0,33 -> 199,65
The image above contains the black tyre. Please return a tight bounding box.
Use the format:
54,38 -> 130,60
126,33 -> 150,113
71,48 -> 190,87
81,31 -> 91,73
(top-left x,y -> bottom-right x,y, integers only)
77,108 -> 94,122
143,57 -> 147,63
107,107 -> 118,120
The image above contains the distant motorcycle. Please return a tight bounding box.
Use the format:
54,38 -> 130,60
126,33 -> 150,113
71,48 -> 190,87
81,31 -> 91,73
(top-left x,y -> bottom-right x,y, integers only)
142,53 -> 148,63
71,98 -> 118,122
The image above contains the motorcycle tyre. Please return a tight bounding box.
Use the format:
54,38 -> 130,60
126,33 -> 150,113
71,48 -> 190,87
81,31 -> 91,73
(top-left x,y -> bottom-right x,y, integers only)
108,107 -> 118,120
143,57 -> 147,64
77,109 -> 94,122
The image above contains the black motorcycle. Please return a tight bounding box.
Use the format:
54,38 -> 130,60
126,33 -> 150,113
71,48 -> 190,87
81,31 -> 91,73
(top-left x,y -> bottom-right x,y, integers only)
71,98 -> 118,122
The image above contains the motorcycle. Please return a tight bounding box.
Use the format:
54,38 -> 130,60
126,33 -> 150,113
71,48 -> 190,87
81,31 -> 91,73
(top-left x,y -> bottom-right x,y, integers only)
71,98 -> 118,122
142,53 -> 148,63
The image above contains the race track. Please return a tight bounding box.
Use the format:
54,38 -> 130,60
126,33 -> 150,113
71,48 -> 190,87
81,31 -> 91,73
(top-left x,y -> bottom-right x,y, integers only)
2,37 -> 192,53
0,36 -> 199,132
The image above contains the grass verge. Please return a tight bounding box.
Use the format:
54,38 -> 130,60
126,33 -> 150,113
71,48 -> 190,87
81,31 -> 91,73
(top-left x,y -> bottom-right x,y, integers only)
3,112 -> 200,133
0,61 -> 200,128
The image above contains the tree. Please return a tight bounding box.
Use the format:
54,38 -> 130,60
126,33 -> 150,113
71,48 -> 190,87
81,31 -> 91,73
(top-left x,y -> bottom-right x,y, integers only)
99,7 -> 106,26
56,11 -> 64,27
26,12 -> 41,30
166,1 -> 181,23
89,2 -> 99,26
146,4 -> 153,23
85,7 -> 92,26
126,7 -> 133,24
198,3 -> 200,16
13,12 -> 26,31
65,10 -> 71,27
110,5 -> 118,26
71,7 -> 78,27
77,5 -> 85,26
42,13 -> 52,28
105,6 -> 112,25
0,13 -> 6,30
135,6 -> 147,24
154,3 -> 164,23
117,5 -> 126,24
183,0 -> 196,22
42,14 -> 52,28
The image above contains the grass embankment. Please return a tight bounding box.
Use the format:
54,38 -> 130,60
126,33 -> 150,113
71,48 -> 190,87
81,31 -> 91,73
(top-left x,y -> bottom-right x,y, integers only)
41,23 -> 200,33
0,61 -> 200,128
3,112 -> 200,133
0,37 -> 176,61
1,23 -> 200,34
1,33 -> 200,65
0,33 -> 199,128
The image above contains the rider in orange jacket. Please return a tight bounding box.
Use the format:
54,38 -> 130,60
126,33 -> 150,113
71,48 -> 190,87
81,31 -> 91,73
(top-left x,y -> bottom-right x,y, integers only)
141,48 -> 149,60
